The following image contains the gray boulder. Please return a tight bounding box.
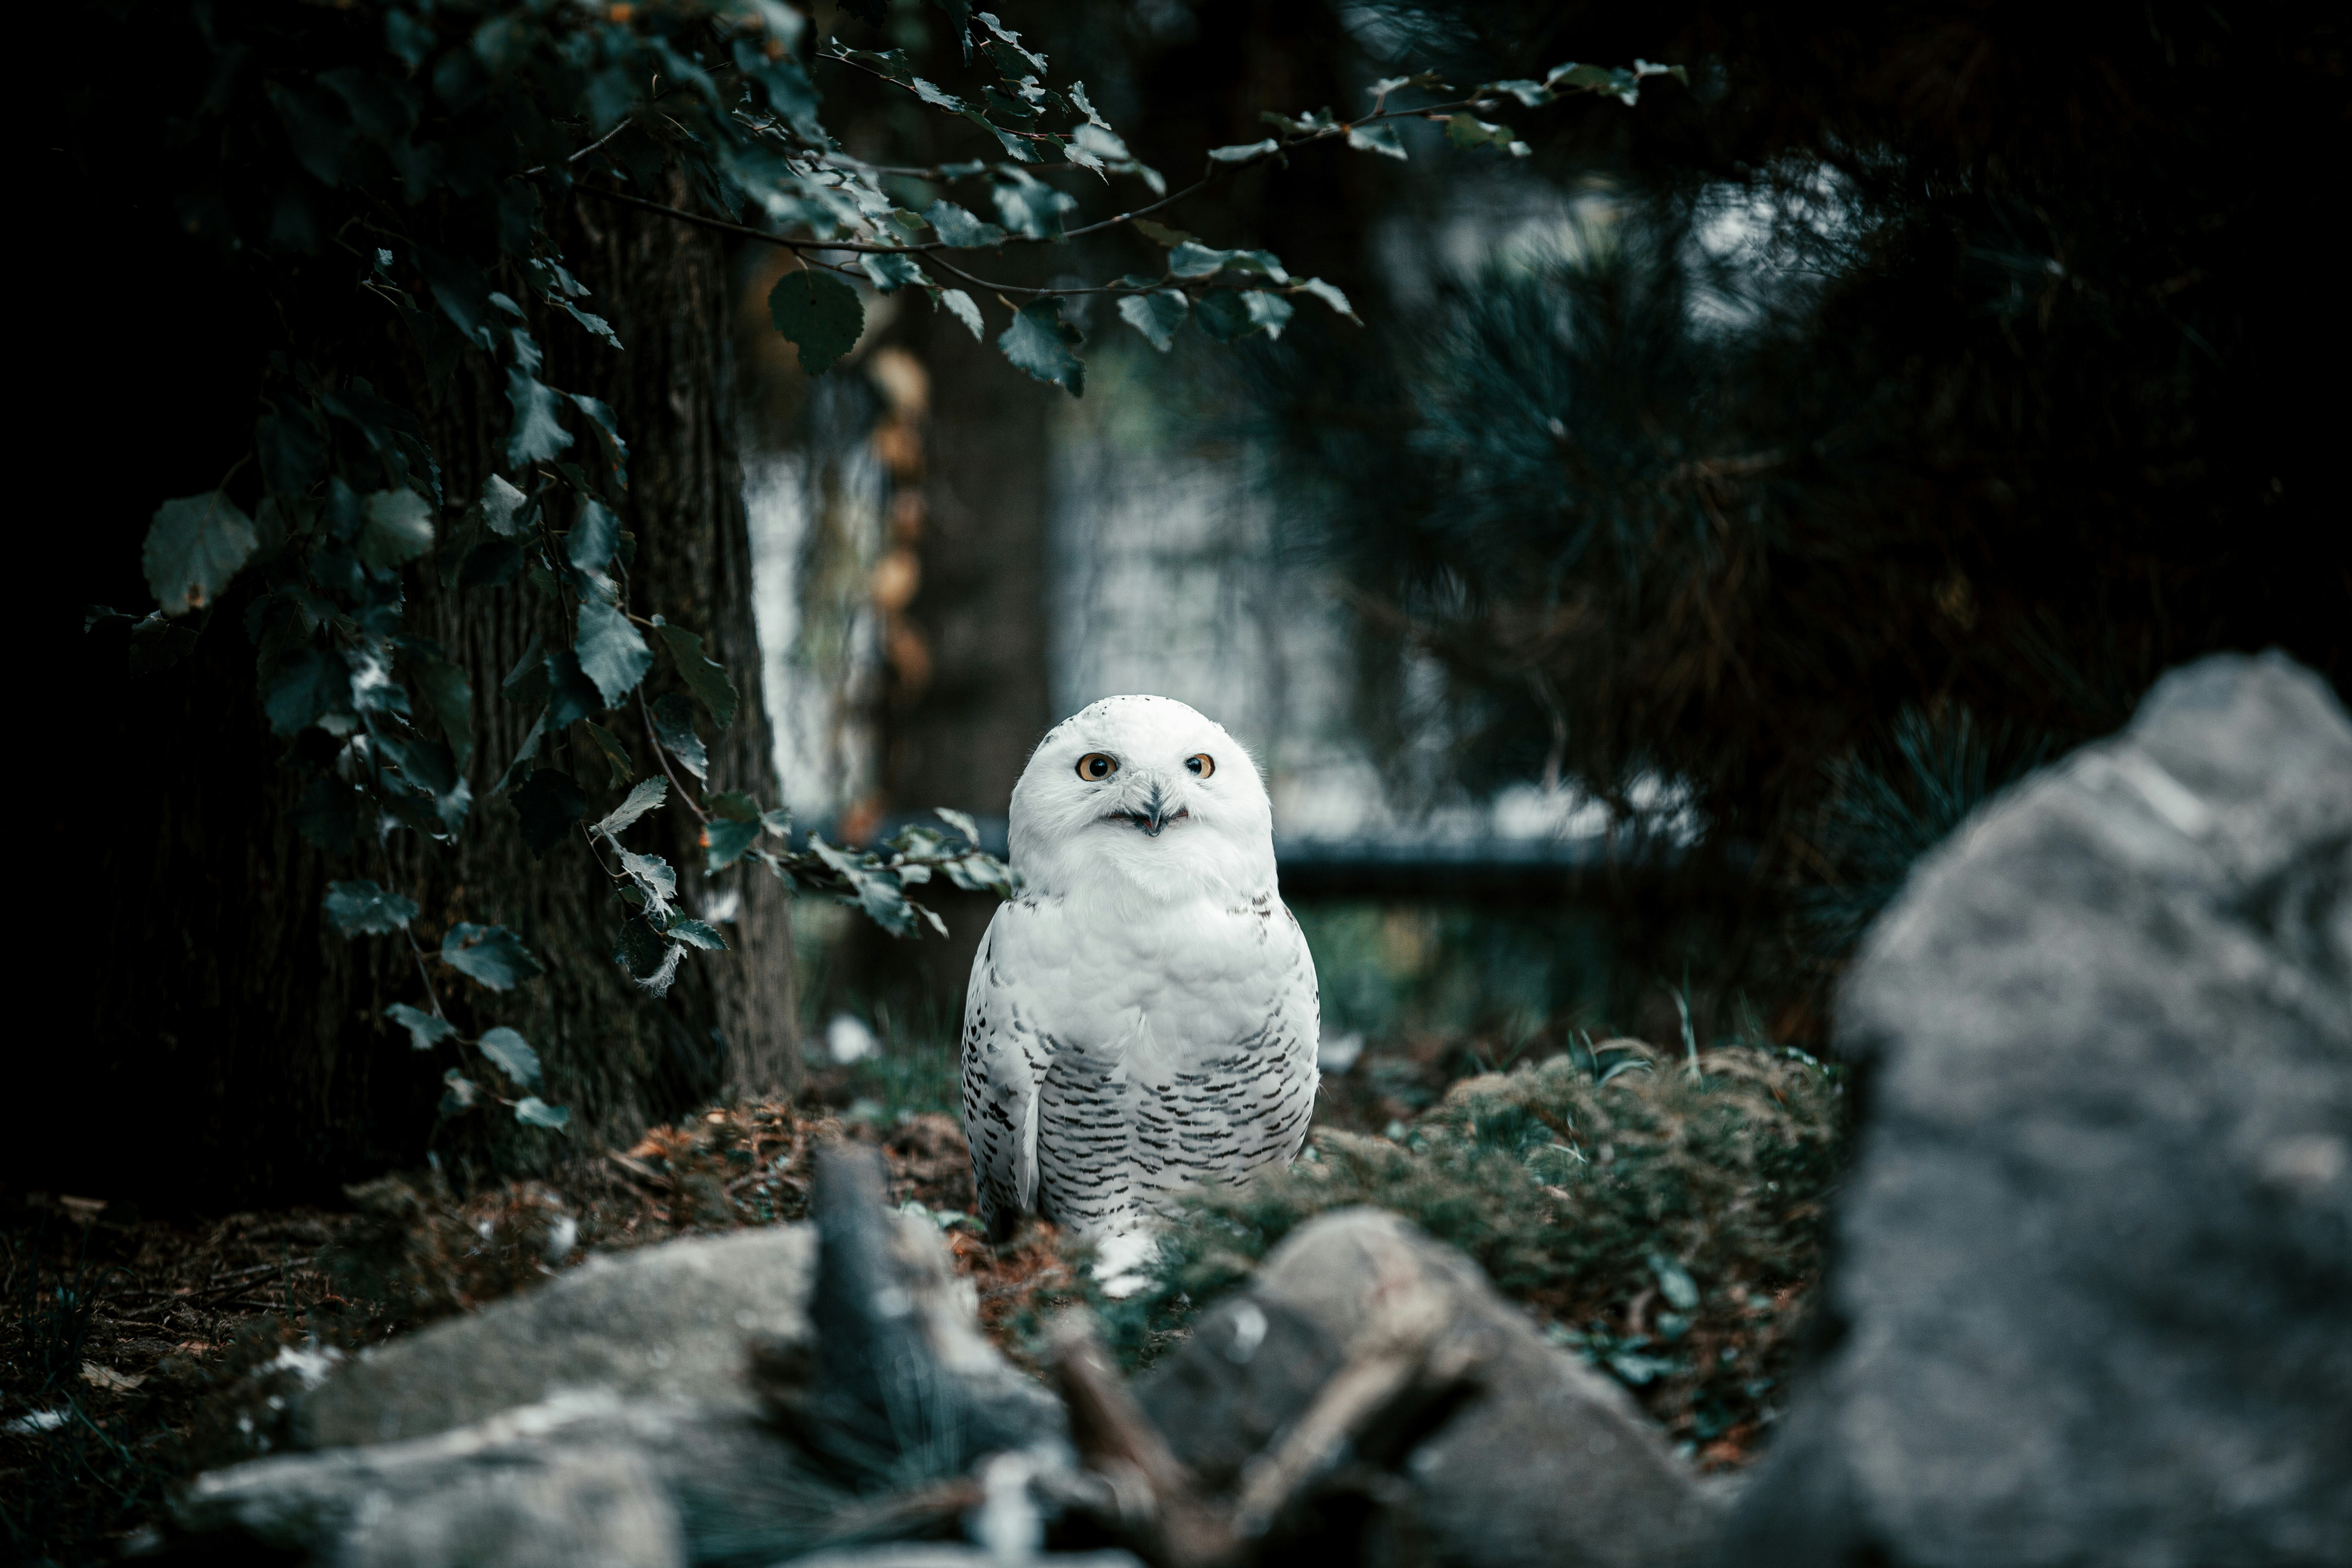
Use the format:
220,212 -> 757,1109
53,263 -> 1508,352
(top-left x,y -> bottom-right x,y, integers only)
188,1164 -> 1070,1566
1140,1206 -> 1720,1568
297,1223 -> 820,1448
332,1442 -> 685,1568
184,1393 -> 720,1562
1720,652 -> 2352,1567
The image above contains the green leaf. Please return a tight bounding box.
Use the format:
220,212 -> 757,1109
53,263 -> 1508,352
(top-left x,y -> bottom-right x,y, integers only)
502,634 -> 549,709
591,776 -> 668,840
1207,139 -> 1278,162
1260,107 -> 1340,136
1068,121 -> 1132,165
258,409 -> 326,497
441,1070 -> 481,1112
989,170 -> 1076,240
861,252 -> 929,294
767,269 -> 864,375
937,288 -> 985,339
613,916 -> 671,977
1294,278 -> 1360,322
666,918 -> 730,951
998,301 -> 1085,395
570,394 -> 629,481
1482,78 -> 1550,106
649,693 -> 708,781
544,649 -> 603,728
1117,289 -> 1189,352
117,612 -> 202,677
924,201 -> 1006,247
1346,123 -> 1407,159
441,923 -> 545,990
1648,1252 -> 1701,1310
1166,242 -> 1288,282
580,720 -> 634,789
477,1025 -> 542,1087
568,499 -> 620,575
493,712 -> 548,797
144,493 -> 258,616
939,851 -> 1018,897
977,11 -> 1045,74
386,1002 -> 455,1050
504,330 -> 575,464
1607,1350 -> 1678,1386
514,1096 -> 571,1131
357,489 -> 435,570
480,473 -> 529,537
514,767 -> 589,856
263,646 -> 351,736
619,849 -> 677,919
1445,113 -> 1511,148
707,791 -> 760,822
1193,288 -> 1295,343
910,76 -> 963,110
1130,219 -> 1195,247
936,807 -> 982,844
652,620 -> 739,730
705,816 -> 761,872
810,836 -> 921,935
406,649 -> 475,769
575,600 -> 652,705
325,880 -> 418,934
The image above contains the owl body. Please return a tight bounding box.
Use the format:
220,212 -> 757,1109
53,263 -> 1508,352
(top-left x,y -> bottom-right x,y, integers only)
959,696 -> 1319,1253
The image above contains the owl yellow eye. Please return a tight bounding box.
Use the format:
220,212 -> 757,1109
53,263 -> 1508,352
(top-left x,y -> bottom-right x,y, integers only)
1186,753 -> 1215,778
1076,752 -> 1118,781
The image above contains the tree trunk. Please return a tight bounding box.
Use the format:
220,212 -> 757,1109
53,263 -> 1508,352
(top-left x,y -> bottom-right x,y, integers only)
54,180 -> 797,1209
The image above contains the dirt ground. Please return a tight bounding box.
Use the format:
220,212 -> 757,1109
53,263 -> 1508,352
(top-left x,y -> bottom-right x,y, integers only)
0,1095 -> 1041,1564
5,1034 -> 1792,1562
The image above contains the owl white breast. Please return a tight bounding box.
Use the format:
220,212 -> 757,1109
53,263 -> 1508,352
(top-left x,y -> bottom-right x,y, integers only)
959,695 -> 1320,1261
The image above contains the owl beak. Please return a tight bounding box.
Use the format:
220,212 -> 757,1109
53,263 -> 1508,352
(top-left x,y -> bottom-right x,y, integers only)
1107,777 -> 1188,837
1139,780 -> 1176,837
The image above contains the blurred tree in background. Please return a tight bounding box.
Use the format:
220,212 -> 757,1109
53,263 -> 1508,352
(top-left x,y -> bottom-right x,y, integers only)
1201,0 -> 2345,997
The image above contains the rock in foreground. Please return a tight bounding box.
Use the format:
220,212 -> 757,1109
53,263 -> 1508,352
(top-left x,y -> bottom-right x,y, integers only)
297,1223 -> 819,1448
1720,652 -> 2352,1567
1139,1206 -> 1720,1567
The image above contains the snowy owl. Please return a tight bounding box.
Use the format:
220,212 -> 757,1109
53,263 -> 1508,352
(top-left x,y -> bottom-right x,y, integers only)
959,695 -> 1320,1275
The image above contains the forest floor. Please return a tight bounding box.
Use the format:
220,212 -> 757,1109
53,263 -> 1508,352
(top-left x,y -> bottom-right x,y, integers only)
4,1031 -> 1839,1563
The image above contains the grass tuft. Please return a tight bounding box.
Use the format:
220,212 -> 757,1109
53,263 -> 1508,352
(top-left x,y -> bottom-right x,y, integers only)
1093,1039 -> 1848,1464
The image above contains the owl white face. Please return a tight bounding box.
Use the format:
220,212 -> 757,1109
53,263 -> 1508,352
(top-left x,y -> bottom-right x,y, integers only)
1008,695 -> 1275,903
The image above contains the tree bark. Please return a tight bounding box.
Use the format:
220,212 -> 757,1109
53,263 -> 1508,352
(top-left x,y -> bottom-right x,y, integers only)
55,180 -> 797,1209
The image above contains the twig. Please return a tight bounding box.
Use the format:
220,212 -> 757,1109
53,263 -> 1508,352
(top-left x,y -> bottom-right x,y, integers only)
1048,1311 -> 1232,1568
607,1151 -> 667,1187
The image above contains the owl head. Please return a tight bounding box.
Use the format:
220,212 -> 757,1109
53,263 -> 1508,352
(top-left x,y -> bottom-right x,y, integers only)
1008,695 -> 1275,903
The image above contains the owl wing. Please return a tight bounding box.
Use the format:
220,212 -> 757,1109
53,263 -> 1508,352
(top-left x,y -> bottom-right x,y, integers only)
1245,899 -> 1323,1169
960,905 -> 1042,1240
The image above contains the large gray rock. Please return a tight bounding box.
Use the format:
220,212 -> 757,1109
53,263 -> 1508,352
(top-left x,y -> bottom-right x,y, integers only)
1720,653 -> 2352,1567
193,1175 -> 1073,1567
298,1223 -> 820,1447
1141,1207 -> 1719,1568
333,1442 -> 685,1568
184,1393 -> 735,1561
